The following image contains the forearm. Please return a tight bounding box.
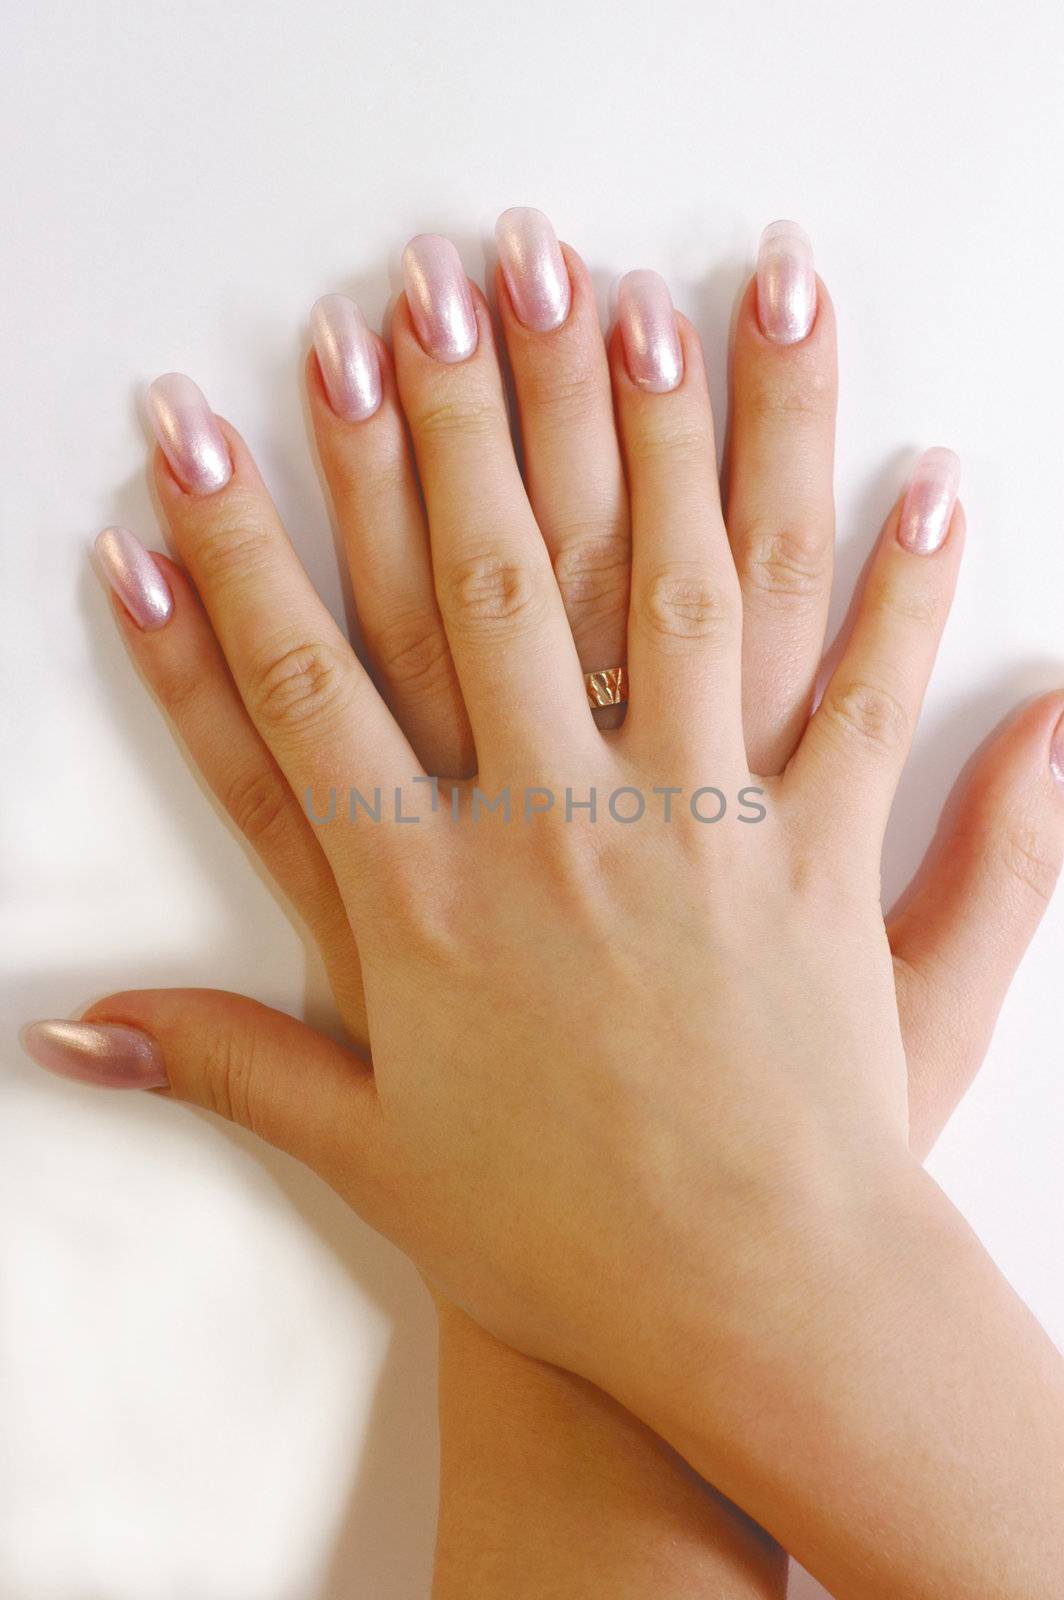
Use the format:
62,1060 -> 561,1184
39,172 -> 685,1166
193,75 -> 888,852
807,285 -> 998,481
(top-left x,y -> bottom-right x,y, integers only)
433,1301 -> 785,1599
429,1020 -> 1032,1600
641,1160 -> 1064,1600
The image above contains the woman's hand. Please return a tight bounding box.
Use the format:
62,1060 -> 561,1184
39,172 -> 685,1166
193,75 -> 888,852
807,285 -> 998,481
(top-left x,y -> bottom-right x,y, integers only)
24,213 -> 1064,1600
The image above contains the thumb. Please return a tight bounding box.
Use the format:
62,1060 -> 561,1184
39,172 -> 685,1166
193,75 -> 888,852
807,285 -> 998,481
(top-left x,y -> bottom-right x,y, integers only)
890,691 -> 1064,1156
21,988 -> 381,1191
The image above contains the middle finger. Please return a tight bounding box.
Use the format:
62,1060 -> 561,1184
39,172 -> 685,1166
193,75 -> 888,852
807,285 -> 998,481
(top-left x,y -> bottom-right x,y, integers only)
493,209 -> 630,720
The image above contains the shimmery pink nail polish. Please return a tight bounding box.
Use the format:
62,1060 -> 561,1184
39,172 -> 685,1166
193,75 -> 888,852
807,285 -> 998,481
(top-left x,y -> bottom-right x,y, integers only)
95,526 -> 173,631
311,295 -> 382,422
756,221 -> 817,345
897,447 -> 961,555
146,373 -> 232,495
21,1021 -> 168,1089
617,270 -> 683,393
1050,711 -> 1064,788
495,207 -> 571,333
401,235 -> 478,363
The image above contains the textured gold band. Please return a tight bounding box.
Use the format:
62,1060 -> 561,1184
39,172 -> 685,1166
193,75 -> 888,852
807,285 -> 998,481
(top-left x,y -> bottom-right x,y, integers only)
585,666 -> 628,709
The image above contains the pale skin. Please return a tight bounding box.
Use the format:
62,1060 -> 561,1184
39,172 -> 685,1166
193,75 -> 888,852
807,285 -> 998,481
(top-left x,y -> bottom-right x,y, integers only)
26,219 -> 1064,1597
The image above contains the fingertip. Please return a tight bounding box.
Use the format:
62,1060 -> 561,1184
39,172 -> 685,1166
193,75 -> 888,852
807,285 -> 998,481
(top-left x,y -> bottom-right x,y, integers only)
145,372 -> 233,496
951,691 -> 1064,826
309,293 -> 383,423
755,221 -> 817,345
20,1017 -> 169,1090
401,233 -> 479,363
557,241 -> 595,304
1011,690 -> 1064,795
608,305 -> 709,411
897,448 -> 962,556
150,416 -> 263,516
493,206 -> 571,333
1050,703 -> 1064,791
94,525 -> 175,632
735,271 -> 837,364
614,269 -> 683,394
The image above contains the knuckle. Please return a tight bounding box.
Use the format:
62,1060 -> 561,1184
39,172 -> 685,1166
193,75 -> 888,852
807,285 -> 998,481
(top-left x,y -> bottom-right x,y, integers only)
819,678 -> 910,757
865,571 -> 945,630
188,500 -> 275,587
152,658 -> 205,724
248,639 -> 350,733
330,442 -> 402,507
739,522 -> 831,608
202,1022 -> 257,1132
441,552 -> 546,637
521,360 -> 602,424
412,395 -> 500,443
625,416 -> 709,466
745,367 -> 833,425
997,823 -> 1060,905
222,764 -> 292,849
638,564 -> 735,643
369,608 -> 453,695
552,529 -> 631,626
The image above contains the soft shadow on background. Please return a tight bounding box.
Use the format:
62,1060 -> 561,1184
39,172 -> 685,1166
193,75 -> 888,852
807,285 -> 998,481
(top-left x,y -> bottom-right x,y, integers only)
4,546 -> 442,1595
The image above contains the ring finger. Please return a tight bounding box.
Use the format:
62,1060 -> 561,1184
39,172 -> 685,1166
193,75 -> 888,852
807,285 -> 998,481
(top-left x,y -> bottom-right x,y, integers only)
493,209 -> 630,727
307,300 -> 473,778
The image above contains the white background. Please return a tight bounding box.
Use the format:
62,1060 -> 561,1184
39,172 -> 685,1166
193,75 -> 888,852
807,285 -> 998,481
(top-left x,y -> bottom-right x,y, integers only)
2,1 -> 1062,1595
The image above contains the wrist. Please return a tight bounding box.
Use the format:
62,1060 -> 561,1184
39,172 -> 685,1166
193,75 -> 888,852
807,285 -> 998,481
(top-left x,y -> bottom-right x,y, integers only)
615,1154 -> 1064,1600
610,1141 -> 928,1464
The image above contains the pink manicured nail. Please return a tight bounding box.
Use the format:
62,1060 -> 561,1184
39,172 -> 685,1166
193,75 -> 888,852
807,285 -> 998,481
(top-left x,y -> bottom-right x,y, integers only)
1050,711 -> 1064,788
495,207 -> 570,333
146,373 -> 232,495
897,447 -> 961,555
756,221 -> 817,345
617,270 -> 683,393
95,526 -> 173,631
311,295 -> 382,422
401,234 -> 478,363
21,1021 -> 168,1090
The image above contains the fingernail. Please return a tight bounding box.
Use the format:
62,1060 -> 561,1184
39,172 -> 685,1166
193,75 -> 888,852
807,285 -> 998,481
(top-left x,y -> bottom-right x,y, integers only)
21,1021 -> 168,1090
311,294 -> 382,422
617,270 -> 683,393
495,207 -> 570,333
756,220 -> 817,345
1050,710 -> 1064,787
146,373 -> 232,495
897,447 -> 961,555
94,526 -> 174,631
401,234 -> 478,363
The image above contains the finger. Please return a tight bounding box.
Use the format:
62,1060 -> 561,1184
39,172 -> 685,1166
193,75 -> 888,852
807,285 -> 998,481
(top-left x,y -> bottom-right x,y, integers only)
494,211 -> 630,721
392,236 -> 592,777
609,275 -> 744,776
146,374 -> 421,899
307,305 -> 472,777
891,693 -> 1064,1157
726,223 -> 837,773
21,990 -> 382,1208
786,449 -> 963,853
94,529 -> 367,1040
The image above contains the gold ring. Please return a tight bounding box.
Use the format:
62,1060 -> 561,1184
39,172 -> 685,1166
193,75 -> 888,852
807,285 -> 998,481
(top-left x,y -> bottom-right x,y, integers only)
585,666 -> 628,709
